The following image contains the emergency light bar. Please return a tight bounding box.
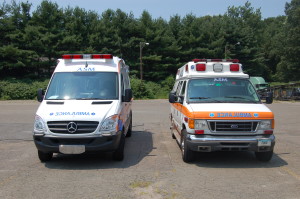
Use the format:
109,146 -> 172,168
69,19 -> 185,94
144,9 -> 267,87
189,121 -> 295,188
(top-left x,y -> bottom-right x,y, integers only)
62,54 -> 113,59
193,59 -> 239,63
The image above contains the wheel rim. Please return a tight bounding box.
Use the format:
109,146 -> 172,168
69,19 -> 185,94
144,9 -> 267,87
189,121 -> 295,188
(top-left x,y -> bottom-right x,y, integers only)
181,139 -> 185,156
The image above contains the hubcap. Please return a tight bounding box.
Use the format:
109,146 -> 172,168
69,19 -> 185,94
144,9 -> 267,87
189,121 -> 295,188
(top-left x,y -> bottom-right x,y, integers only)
181,139 -> 185,155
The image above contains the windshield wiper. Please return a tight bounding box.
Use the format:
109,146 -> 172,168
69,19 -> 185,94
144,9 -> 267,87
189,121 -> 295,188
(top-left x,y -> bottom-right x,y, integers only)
75,98 -> 106,100
189,97 -> 223,103
224,96 -> 258,103
225,96 -> 249,99
189,97 -> 210,99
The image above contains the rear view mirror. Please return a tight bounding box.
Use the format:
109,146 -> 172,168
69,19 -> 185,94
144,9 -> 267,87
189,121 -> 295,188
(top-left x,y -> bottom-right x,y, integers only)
169,92 -> 176,103
266,91 -> 273,104
37,88 -> 44,102
123,89 -> 132,102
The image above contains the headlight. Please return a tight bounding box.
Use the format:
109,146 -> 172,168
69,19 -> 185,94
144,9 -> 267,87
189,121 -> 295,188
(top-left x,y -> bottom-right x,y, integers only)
188,119 -> 208,130
100,115 -> 119,136
194,120 -> 209,130
258,120 -> 273,130
33,115 -> 46,135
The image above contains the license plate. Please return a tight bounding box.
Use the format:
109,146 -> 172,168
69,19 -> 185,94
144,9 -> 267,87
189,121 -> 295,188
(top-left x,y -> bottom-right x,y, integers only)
258,139 -> 271,147
59,145 -> 85,154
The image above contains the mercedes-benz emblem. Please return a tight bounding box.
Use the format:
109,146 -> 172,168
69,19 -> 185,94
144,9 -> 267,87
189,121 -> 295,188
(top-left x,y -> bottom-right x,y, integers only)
67,122 -> 77,133
231,124 -> 239,129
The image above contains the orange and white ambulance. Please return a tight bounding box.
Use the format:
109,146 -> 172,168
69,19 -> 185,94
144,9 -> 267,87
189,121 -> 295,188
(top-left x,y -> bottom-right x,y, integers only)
33,54 -> 132,162
169,59 -> 275,162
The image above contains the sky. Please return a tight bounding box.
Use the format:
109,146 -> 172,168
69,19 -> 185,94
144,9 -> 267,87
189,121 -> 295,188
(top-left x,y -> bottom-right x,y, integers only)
12,0 -> 291,20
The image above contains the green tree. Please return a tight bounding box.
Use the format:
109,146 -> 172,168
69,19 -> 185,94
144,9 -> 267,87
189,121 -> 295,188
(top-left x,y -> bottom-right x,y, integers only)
225,2 -> 267,77
276,0 -> 300,81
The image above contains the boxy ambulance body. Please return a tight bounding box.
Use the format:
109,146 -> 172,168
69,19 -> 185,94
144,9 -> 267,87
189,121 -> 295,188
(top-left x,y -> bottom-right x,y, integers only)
169,59 -> 275,162
33,54 -> 132,162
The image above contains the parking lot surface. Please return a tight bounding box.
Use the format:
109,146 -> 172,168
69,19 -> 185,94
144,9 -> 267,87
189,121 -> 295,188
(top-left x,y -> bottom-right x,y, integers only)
0,100 -> 299,199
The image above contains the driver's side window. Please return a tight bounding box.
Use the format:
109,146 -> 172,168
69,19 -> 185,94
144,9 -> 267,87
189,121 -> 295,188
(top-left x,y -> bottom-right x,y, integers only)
175,81 -> 186,103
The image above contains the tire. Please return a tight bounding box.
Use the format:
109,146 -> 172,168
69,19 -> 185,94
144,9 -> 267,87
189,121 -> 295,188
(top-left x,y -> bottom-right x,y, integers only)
126,113 -> 132,137
172,132 -> 176,139
255,150 -> 273,162
113,134 -> 125,161
181,130 -> 195,163
38,150 -> 53,162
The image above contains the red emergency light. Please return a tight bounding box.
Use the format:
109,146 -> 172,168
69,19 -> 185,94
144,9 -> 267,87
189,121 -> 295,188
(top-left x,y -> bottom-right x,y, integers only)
193,59 -> 239,63
62,54 -> 113,59
196,64 -> 206,71
230,64 -> 240,71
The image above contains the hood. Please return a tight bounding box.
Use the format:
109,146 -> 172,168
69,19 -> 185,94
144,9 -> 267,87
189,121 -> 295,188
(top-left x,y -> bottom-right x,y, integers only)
36,100 -> 118,122
186,103 -> 273,120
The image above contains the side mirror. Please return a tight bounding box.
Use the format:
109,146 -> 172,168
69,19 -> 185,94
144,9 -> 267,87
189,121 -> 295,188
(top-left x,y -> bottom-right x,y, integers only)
169,92 -> 176,103
123,89 -> 132,102
37,88 -> 44,102
266,91 -> 273,104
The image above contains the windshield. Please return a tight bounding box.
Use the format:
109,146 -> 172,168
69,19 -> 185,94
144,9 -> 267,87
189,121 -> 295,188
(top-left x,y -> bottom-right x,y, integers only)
45,72 -> 119,100
187,78 -> 260,103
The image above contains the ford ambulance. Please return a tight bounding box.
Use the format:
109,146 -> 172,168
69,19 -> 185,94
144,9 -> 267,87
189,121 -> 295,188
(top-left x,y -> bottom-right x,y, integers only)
33,54 -> 132,162
169,59 -> 275,162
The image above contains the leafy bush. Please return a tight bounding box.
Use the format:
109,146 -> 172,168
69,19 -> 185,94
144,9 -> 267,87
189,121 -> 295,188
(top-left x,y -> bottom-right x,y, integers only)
0,79 -> 49,100
130,75 -> 173,99
0,76 -> 173,100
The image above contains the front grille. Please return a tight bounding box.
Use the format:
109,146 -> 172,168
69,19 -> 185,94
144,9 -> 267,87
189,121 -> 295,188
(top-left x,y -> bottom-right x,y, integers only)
47,121 -> 99,134
209,121 -> 258,132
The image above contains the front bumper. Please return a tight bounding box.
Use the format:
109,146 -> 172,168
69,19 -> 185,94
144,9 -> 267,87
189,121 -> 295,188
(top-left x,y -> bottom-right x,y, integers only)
33,131 -> 122,154
186,134 -> 275,152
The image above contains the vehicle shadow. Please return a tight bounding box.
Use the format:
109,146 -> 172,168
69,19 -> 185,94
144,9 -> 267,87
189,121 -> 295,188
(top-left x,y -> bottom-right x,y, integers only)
43,130 -> 154,170
192,151 -> 288,168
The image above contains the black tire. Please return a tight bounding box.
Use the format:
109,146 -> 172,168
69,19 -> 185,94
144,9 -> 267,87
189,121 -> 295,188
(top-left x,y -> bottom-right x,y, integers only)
172,132 -> 176,139
266,97 -> 273,104
126,113 -> 132,137
38,150 -> 53,162
113,134 -> 125,161
181,130 -> 195,163
255,150 -> 273,162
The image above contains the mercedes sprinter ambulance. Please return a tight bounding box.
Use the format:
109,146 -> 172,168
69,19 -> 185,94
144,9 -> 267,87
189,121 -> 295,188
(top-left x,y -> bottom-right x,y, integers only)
169,59 -> 275,162
33,54 -> 132,162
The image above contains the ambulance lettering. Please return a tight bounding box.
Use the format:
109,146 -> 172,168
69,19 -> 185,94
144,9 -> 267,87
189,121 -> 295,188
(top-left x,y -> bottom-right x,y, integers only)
217,112 -> 252,118
50,112 -> 96,116
77,67 -> 95,71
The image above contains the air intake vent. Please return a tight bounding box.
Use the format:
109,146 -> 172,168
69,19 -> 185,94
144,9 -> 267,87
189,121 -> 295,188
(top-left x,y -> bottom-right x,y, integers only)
209,121 -> 258,132
47,121 -> 99,134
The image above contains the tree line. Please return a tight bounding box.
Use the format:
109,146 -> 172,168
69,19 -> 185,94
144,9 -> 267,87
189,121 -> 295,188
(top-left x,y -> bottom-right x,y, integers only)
0,0 -> 299,82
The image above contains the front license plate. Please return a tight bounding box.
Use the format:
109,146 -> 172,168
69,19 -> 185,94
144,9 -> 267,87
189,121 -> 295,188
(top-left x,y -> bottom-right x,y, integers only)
258,139 -> 271,147
59,145 -> 85,154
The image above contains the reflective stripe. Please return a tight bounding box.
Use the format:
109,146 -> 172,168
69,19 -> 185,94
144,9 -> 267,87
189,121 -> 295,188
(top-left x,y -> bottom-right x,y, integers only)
171,103 -> 274,120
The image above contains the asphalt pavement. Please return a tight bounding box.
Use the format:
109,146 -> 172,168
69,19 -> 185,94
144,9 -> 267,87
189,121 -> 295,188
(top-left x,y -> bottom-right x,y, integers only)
0,100 -> 299,199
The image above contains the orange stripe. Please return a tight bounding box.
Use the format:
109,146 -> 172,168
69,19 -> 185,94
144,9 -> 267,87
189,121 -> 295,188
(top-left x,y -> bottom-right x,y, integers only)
171,103 -> 274,120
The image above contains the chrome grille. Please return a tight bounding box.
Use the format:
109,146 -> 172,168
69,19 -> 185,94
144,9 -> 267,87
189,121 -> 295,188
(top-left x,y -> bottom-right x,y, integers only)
209,121 -> 258,132
47,121 -> 99,134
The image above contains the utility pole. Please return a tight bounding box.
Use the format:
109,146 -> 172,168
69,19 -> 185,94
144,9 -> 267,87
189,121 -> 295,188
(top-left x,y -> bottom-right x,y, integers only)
140,42 -> 149,80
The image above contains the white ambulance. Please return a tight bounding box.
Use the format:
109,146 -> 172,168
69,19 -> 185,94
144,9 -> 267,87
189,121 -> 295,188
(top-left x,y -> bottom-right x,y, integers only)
169,59 -> 275,162
33,54 -> 132,162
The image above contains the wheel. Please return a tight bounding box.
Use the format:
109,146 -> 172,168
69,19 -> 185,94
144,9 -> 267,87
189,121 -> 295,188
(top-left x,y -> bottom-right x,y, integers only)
172,132 -> 176,139
181,130 -> 195,163
113,134 -> 125,161
266,97 -> 273,104
38,150 -> 53,162
126,113 -> 132,137
255,150 -> 273,162
171,123 -> 176,139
